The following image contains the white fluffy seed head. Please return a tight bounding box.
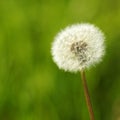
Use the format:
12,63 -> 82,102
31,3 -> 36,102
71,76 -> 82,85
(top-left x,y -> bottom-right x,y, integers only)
51,23 -> 105,72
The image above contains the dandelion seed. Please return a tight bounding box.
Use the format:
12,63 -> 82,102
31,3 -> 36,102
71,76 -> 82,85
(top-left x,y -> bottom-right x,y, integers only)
51,23 -> 105,72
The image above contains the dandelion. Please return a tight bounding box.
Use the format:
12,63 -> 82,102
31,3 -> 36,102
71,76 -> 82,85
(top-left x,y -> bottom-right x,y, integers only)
51,23 -> 105,120
51,23 -> 104,72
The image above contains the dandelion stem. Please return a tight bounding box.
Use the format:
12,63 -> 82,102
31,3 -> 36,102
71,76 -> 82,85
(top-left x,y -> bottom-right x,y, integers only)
80,70 -> 95,120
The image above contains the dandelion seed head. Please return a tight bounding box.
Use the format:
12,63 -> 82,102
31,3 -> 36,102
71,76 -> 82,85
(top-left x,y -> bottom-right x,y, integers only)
51,23 -> 105,72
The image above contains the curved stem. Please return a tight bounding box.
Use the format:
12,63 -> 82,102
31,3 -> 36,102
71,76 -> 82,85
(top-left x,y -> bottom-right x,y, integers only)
80,70 -> 95,120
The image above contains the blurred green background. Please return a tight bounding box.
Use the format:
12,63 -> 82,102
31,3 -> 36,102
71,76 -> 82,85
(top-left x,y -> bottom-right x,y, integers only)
0,0 -> 120,120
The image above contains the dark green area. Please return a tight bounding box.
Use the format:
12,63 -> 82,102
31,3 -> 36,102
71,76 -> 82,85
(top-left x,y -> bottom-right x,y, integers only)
0,0 -> 120,120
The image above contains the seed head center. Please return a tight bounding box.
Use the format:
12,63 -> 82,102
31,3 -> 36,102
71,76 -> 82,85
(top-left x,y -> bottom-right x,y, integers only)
71,41 -> 88,62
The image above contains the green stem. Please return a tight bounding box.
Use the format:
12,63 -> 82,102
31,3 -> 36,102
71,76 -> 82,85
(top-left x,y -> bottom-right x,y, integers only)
80,70 -> 95,120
